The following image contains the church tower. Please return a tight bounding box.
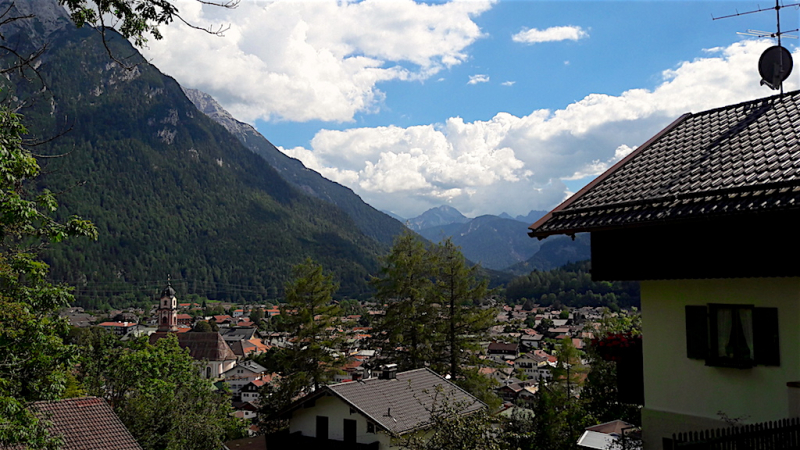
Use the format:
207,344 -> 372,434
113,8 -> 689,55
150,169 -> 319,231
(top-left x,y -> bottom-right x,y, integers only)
157,279 -> 178,332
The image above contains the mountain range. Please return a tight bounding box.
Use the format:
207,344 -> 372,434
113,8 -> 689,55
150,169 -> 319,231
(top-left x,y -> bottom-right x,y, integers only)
407,206 -> 588,272
4,0 -> 589,306
6,0 -> 400,302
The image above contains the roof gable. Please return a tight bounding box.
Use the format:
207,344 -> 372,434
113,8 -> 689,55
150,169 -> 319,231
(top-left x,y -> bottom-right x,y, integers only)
531,91 -> 800,237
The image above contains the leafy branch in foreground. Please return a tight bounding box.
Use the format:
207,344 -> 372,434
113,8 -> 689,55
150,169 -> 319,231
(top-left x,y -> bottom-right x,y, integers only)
0,105 -> 97,447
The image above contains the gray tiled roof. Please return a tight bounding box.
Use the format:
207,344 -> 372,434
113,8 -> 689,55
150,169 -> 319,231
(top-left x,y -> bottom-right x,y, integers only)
530,90 -> 800,237
292,368 -> 484,435
2,397 -> 142,450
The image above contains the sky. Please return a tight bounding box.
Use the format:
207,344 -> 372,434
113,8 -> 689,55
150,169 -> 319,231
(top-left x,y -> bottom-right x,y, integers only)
141,0 -> 800,219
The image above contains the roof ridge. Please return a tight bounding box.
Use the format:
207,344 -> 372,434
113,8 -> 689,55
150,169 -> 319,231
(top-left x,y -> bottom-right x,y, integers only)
688,89 -> 799,118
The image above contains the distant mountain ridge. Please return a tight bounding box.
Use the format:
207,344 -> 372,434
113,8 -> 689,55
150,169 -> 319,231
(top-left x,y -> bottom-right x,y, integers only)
411,206 -> 586,272
183,88 -> 406,246
406,205 -> 469,231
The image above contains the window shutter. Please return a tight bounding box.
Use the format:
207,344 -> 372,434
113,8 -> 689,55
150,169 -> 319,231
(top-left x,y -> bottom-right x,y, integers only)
685,305 -> 708,359
753,307 -> 780,366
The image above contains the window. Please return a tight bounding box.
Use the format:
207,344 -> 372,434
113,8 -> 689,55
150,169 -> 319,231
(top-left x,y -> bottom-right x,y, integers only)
367,422 -> 375,434
685,304 -> 779,368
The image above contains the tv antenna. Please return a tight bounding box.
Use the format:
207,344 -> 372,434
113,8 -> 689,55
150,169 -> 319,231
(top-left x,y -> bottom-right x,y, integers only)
713,1 -> 799,93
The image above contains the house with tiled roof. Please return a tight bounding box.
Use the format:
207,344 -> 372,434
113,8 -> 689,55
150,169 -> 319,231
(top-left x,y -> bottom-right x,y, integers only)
1,397 -> 142,450
529,90 -> 800,449
270,366 -> 485,450
222,360 -> 268,394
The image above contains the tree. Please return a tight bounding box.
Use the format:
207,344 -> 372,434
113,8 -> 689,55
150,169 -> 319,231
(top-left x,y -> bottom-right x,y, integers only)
536,317 -> 554,335
59,0 -> 237,51
580,309 -> 642,426
0,106 -> 97,448
77,334 -> 247,450
280,258 -> 343,390
193,320 -> 212,332
430,238 -> 494,379
371,231 -> 437,370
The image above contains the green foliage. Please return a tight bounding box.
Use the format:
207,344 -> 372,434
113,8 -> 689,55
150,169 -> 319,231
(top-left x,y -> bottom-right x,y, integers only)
0,104 -> 97,448
7,17 -> 387,307
280,258 -> 344,390
249,307 -> 265,324
372,231 -> 437,370
373,234 -> 497,407
594,307 -> 642,338
193,320 -> 212,332
580,309 -> 642,426
60,0 -> 180,47
76,334 -> 247,449
505,261 -> 640,310
430,238 -> 495,379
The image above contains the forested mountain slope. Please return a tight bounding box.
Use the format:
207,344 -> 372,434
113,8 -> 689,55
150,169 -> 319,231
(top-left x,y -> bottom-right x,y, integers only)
183,88 -> 406,246
6,1 -> 386,304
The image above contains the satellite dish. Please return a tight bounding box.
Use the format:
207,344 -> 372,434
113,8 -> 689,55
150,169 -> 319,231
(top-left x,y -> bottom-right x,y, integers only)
758,45 -> 793,90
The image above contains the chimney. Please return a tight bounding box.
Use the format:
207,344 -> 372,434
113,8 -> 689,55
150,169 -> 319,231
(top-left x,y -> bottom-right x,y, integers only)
379,364 -> 398,380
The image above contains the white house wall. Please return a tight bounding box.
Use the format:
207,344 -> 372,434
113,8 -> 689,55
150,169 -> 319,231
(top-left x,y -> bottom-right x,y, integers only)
290,395 -> 389,448
641,277 -> 800,449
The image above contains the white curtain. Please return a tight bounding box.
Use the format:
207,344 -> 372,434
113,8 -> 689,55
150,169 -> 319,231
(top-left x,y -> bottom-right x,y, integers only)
717,307 -> 733,358
740,308 -> 754,360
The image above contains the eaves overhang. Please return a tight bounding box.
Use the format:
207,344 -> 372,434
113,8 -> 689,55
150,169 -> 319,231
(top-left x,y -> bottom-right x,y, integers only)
529,113 -> 692,240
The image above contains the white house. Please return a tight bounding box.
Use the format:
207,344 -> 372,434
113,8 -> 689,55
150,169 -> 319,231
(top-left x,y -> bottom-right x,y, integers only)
271,366 -> 485,449
240,378 -> 267,403
222,360 -> 267,394
529,90 -> 800,449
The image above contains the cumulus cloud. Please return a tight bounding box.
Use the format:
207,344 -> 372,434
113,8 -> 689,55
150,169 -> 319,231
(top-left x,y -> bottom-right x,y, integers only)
468,74 -> 490,85
501,81 -> 516,86
142,0 -> 492,122
280,40 -> 799,218
512,26 -> 588,44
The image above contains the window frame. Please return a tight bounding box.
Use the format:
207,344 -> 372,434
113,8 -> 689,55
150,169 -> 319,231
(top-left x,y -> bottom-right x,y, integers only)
685,304 -> 779,368
706,303 -> 755,369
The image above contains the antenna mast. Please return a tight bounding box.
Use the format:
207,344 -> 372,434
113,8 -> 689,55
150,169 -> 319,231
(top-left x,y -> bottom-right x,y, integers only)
713,1 -> 799,94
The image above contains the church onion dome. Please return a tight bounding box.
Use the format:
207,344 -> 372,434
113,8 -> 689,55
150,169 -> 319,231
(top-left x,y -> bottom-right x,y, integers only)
161,284 -> 176,298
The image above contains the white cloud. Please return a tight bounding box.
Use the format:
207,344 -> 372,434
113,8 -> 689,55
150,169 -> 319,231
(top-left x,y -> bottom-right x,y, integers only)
512,26 -> 588,44
501,81 -> 515,86
279,40 -> 799,218
468,74 -> 490,85
142,0 -> 493,122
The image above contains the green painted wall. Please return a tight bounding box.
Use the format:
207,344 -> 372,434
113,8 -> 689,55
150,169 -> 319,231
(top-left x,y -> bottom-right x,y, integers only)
641,277 -> 800,448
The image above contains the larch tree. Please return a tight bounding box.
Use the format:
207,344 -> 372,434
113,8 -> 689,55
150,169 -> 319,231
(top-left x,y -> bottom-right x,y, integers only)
430,238 -> 494,380
280,258 -> 344,390
371,231 -> 437,371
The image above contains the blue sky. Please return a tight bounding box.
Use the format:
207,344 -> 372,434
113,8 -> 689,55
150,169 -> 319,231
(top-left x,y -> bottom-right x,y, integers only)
144,1 -> 799,218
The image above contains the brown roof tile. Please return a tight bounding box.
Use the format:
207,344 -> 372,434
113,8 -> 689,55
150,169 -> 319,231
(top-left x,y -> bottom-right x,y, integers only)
531,90 -> 800,237
150,331 -> 236,361
3,397 -> 142,450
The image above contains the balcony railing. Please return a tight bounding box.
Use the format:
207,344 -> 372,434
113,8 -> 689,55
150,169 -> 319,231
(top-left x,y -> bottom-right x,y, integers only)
668,418 -> 800,450
266,430 -> 381,450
